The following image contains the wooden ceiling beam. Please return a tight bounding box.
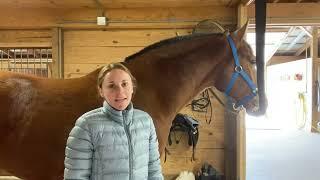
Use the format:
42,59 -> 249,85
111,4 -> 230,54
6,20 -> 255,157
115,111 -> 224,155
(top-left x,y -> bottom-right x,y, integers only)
266,27 -> 295,62
248,3 -> 320,26
0,0 -> 240,9
294,38 -> 311,56
266,55 -> 305,66
298,26 -> 312,37
0,6 -> 236,29
285,30 -> 305,51
294,30 -> 320,56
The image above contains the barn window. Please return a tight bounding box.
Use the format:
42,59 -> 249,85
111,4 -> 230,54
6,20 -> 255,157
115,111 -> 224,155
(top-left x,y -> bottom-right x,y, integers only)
0,48 -> 52,77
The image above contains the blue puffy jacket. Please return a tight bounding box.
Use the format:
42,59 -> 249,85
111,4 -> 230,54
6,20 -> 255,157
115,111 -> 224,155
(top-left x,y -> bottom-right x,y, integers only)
64,101 -> 163,180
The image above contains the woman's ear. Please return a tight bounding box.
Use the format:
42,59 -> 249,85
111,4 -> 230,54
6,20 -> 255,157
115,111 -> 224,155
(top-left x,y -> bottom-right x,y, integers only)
98,86 -> 104,97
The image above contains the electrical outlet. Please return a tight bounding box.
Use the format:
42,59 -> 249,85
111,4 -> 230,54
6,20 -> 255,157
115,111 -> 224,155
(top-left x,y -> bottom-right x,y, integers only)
97,17 -> 106,26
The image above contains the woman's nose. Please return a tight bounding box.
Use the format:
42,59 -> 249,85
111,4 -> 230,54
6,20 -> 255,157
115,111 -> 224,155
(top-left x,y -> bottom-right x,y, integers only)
115,86 -> 125,93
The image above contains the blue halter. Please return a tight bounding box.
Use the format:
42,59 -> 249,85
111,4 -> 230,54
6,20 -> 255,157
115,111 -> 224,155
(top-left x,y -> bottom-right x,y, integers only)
224,35 -> 258,108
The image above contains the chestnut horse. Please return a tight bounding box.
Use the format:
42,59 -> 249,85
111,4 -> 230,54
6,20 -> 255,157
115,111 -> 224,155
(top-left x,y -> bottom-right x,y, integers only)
0,23 -> 260,180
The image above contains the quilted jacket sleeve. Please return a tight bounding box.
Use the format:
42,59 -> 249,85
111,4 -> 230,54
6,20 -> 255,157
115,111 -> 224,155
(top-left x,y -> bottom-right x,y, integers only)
64,117 -> 93,180
147,115 -> 164,180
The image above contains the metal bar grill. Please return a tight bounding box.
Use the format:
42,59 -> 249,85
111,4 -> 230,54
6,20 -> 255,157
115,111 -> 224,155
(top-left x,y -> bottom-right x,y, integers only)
40,48 -> 42,76
0,49 -> 3,71
0,48 -> 52,77
33,48 -> 36,75
46,48 -> 49,77
13,49 -> 16,71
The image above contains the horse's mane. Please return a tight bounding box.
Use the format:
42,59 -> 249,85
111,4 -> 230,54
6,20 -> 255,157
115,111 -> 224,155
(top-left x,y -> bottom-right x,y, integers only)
124,33 -> 223,62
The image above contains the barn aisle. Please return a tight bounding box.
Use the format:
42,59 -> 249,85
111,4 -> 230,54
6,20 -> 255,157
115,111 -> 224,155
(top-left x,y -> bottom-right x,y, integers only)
246,129 -> 320,180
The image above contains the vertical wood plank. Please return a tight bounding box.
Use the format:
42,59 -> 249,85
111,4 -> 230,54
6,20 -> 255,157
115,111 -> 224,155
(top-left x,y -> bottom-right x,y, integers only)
236,4 -> 248,180
311,27 -> 319,133
237,110 -> 246,180
51,28 -> 62,78
224,104 -> 237,180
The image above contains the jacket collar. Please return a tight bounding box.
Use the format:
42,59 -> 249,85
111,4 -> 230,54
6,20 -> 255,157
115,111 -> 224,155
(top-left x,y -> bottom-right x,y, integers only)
102,101 -> 133,125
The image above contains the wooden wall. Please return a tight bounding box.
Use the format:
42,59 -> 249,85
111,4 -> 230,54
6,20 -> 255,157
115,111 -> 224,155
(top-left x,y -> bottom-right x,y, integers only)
0,30 -> 53,77
162,91 -> 225,178
0,28 -> 228,179
0,30 -> 51,47
63,29 -> 192,78
0,5 -> 236,179
63,29 -> 227,177
2,1 -> 320,179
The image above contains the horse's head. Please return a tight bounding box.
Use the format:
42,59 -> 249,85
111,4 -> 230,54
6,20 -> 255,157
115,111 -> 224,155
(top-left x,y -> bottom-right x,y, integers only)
215,23 -> 261,115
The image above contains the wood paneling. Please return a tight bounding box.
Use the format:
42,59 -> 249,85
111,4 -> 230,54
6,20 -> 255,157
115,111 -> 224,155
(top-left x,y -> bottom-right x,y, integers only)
0,30 -> 51,47
236,7 -> 247,180
67,27 -> 227,177
248,3 -> 320,26
63,29 -> 192,75
311,27 -> 319,133
64,29 -> 192,47
0,7 -> 236,29
236,109 -> 246,180
3,2 -> 320,29
64,46 -> 142,63
51,28 -> 62,78
162,149 -> 225,175
64,29 -> 193,78
162,91 -> 226,176
0,0 -> 239,9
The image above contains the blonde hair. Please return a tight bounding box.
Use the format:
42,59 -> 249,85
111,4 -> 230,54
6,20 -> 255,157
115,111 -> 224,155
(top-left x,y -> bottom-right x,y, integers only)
97,62 -> 137,93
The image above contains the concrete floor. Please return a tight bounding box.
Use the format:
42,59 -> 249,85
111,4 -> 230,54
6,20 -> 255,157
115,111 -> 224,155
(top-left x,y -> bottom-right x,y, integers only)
246,129 -> 320,180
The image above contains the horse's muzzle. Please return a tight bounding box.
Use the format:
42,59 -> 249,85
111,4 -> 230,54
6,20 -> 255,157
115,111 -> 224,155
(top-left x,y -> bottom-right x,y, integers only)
245,95 -> 268,116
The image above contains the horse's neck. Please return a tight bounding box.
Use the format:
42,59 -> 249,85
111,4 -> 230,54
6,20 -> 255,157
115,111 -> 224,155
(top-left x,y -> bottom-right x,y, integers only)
128,35 -> 228,120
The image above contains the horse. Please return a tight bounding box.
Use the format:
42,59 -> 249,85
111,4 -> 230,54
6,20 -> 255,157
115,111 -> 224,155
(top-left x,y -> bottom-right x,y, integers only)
0,23 -> 263,180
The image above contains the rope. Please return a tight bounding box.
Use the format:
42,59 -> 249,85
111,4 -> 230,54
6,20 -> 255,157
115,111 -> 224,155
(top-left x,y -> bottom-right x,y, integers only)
187,89 -> 213,124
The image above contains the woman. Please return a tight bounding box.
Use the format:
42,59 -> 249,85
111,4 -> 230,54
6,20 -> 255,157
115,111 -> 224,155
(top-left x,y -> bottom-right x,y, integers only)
64,62 -> 163,180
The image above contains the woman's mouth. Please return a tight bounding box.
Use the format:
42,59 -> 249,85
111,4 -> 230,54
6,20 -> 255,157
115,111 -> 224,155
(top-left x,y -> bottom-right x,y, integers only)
115,98 -> 127,102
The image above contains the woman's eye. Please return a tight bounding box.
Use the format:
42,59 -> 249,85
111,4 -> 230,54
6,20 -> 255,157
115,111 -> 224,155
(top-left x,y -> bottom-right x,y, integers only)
107,84 -> 114,89
122,82 -> 128,87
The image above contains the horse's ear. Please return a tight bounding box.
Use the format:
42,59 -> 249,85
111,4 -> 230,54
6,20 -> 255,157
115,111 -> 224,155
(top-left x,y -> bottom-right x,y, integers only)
232,21 -> 249,41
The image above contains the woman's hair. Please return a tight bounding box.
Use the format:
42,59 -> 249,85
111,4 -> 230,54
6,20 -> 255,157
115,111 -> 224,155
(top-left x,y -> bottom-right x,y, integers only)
97,62 -> 137,93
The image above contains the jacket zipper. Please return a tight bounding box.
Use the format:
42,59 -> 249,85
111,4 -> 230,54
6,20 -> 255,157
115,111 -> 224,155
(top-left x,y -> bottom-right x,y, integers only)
123,112 -> 133,180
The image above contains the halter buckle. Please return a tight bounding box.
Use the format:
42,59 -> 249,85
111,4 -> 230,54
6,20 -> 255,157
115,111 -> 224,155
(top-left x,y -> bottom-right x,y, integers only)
235,66 -> 243,72
252,88 -> 258,94
233,103 -> 244,111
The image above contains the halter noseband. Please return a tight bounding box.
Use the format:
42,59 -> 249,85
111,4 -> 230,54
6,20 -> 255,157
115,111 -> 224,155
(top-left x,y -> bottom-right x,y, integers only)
224,35 -> 258,109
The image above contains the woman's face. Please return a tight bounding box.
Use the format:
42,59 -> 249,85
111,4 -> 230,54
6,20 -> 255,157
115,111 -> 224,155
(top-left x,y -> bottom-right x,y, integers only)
99,69 -> 133,111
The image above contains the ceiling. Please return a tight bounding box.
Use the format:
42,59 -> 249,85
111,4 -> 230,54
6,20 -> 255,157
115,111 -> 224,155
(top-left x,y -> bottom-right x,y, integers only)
0,0 -> 318,9
0,0 -> 319,65
247,25 -> 320,66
